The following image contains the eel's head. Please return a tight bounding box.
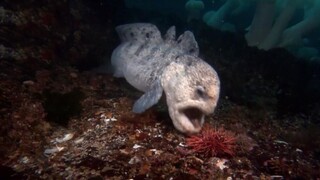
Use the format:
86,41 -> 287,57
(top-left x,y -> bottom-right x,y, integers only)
161,55 -> 220,134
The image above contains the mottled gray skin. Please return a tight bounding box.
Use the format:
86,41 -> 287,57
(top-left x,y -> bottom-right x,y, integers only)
111,23 -> 220,134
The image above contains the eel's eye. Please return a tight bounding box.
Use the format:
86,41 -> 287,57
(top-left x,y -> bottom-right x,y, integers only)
196,86 -> 206,98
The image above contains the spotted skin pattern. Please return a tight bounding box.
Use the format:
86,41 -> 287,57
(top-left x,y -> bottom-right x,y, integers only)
111,23 -> 220,134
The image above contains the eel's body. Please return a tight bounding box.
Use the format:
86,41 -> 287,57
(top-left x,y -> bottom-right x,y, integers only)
111,23 -> 220,134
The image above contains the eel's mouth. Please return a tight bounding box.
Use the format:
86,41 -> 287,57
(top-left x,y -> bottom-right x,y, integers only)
181,107 -> 204,129
175,106 -> 205,134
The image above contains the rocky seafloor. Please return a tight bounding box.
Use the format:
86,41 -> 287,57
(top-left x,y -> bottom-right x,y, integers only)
0,60 -> 319,179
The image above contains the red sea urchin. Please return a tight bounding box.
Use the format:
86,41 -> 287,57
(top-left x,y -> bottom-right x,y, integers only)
186,126 -> 236,157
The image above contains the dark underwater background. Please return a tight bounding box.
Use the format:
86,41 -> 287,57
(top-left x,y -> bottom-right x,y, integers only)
0,0 -> 320,179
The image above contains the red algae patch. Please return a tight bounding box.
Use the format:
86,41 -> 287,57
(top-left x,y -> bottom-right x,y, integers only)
186,126 -> 236,158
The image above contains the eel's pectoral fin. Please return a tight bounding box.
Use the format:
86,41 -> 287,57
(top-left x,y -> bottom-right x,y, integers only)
133,79 -> 163,113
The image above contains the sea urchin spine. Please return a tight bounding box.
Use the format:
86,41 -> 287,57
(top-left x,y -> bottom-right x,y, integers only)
186,126 -> 236,157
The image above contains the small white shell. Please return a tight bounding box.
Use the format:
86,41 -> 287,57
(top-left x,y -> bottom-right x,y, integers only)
132,144 -> 143,149
128,156 -> 141,164
44,145 -> 64,156
55,133 -> 74,143
216,158 -> 228,170
74,137 -> 84,144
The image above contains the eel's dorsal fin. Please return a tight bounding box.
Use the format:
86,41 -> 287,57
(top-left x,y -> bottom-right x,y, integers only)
115,23 -> 162,44
164,26 -> 176,43
176,31 -> 199,57
132,79 -> 163,113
